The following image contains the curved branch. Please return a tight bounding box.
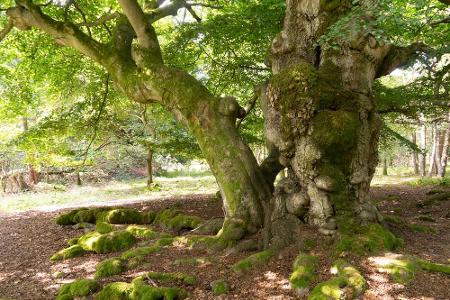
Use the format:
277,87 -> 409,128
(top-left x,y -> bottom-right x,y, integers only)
6,0 -> 106,63
376,43 -> 428,78
118,0 -> 162,62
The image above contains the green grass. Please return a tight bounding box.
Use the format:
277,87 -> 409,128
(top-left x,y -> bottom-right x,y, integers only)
0,176 -> 217,213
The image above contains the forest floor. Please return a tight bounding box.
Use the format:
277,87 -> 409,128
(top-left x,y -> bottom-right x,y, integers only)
0,177 -> 449,299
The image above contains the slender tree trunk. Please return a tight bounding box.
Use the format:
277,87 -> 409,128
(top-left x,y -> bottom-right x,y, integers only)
76,172 -> 82,186
22,116 -> 39,185
428,123 -> 438,177
438,112 -> 450,178
382,158 -> 388,176
412,132 -> 419,175
419,122 -> 427,176
146,148 -> 153,187
436,128 -> 445,176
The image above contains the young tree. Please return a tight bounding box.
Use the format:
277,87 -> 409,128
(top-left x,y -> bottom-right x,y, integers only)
0,0 -> 448,247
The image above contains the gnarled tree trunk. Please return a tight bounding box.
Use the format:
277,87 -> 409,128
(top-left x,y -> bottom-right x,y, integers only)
259,0 -> 418,247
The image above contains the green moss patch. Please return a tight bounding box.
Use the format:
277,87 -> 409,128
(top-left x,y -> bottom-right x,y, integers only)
370,254 -> 450,284
141,271 -> 197,286
210,279 -> 230,295
56,208 -> 98,225
100,208 -> 155,224
78,230 -> 136,253
121,245 -> 161,260
289,254 -> 318,290
56,279 -> 99,300
96,278 -> 186,300
154,208 -> 203,231
126,225 -> 161,239
231,250 -> 273,274
51,245 -> 86,261
56,207 -> 155,226
309,260 -> 367,300
95,257 -> 127,278
336,223 -> 404,256
95,282 -> 134,300
67,237 -> 79,246
96,221 -> 114,234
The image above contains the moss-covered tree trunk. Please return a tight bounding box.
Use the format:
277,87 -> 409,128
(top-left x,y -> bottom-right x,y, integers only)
106,60 -> 272,240
260,0 -> 420,248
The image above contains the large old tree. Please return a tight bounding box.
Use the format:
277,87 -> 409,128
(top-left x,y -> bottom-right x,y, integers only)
0,0 -> 448,248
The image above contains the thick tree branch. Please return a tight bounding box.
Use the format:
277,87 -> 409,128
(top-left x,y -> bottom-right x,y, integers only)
376,43 -> 427,78
5,0 -> 105,63
147,1 -> 223,23
118,0 -> 162,62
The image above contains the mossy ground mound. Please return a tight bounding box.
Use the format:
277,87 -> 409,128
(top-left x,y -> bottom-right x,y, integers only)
142,272 -> 197,286
336,223 -> 404,256
231,250 -> 273,274
210,279 -> 230,295
56,279 -> 99,300
50,245 -> 86,261
289,253 -> 318,290
56,207 -> 155,226
96,277 -> 186,300
309,260 -> 367,300
78,230 -> 137,253
95,257 -> 127,278
96,221 -> 114,234
126,225 -> 172,240
154,208 -> 203,231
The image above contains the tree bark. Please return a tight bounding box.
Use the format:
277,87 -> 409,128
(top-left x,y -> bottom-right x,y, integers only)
412,132 -> 419,175
259,0 -> 411,247
382,158 -> 388,176
438,112 -> 450,178
419,122 -> 427,176
147,147 -> 153,187
428,123 -> 438,177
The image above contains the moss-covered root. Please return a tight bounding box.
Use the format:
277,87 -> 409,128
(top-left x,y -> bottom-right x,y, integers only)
56,279 -> 99,300
154,208 -> 203,231
56,207 -> 155,226
231,250 -> 273,274
336,223 -> 404,256
416,258 -> 450,274
95,279 -> 186,300
141,271 -> 197,285
309,260 -> 367,300
96,221 -> 114,234
100,208 -> 155,224
78,230 -> 137,253
289,254 -> 318,294
95,257 -> 127,278
50,245 -> 86,261
369,254 -> 450,284
126,225 -> 172,240
210,279 -> 230,295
